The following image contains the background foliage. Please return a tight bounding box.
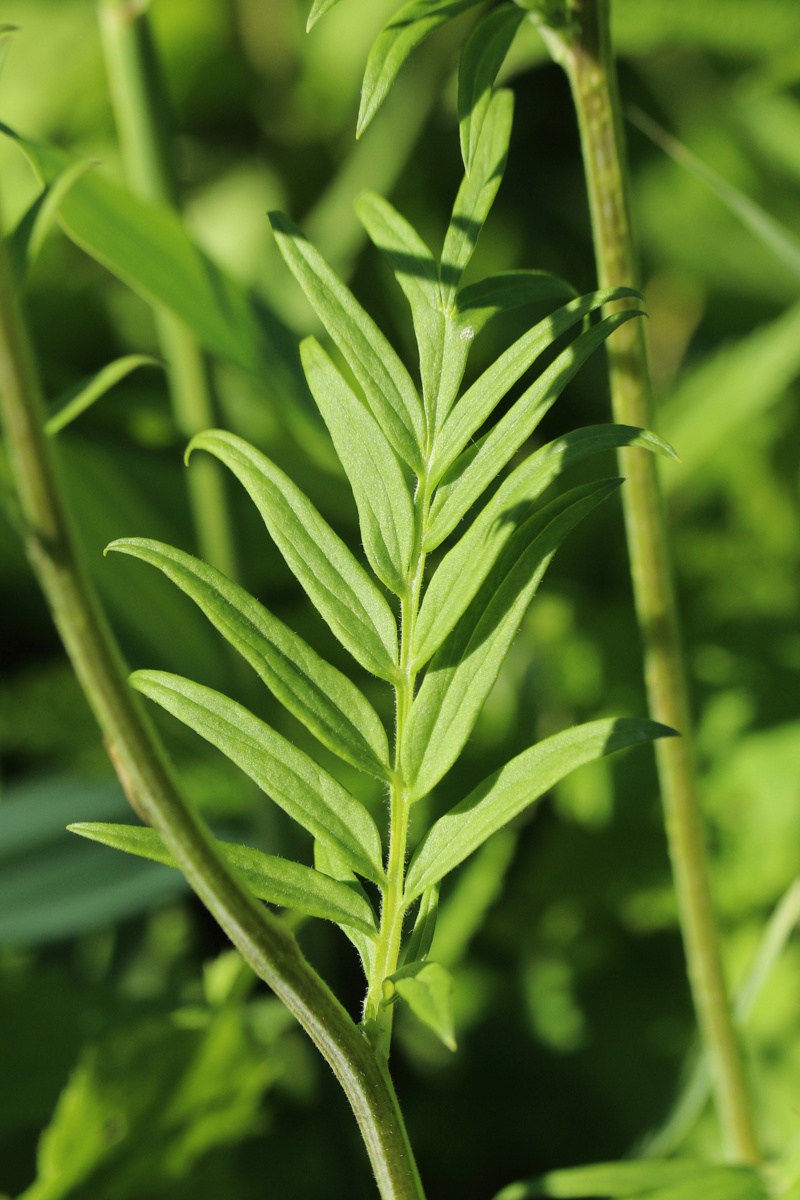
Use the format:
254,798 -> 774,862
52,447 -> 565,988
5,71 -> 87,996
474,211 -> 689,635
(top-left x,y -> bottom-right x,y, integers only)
1,0 -> 799,1196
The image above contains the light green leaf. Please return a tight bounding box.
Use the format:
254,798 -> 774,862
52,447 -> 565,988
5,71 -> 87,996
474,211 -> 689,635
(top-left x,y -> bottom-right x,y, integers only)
416,425 -> 676,662
45,356 -> 161,436
306,0 -> 343,31
269,210 -> 426,472
355,190 -> 445,418
403,480 -> 621,800
432,287 -> 639,483
458,5 -> 525,173
456,269 -> 578,338
406,717 -> 675,901
387,961 -> 456,1050
492,1159 -> 769,1200
131,670 -> 385,884
69,823 -> 378,937
10,159 -> 95,280
403,884 -> 439,965
188,430 -> 399,682
428,309 -> 642,543
440,89 -> 515,311
300,336 -> 415,594
315,840 -> 377,974
357,0 -> 484,137
107,538 -> 391,779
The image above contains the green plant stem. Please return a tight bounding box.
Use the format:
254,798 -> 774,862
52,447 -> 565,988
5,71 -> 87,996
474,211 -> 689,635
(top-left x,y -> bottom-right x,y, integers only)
532,0 -> 760,1165
98,0 -> 237,581
0,208 -> 425,1200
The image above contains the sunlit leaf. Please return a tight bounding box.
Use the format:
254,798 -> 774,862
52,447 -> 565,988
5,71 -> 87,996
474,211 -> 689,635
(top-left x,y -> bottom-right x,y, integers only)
69,823 -> 378,936
10,160 -> 95,281
306,0 -> 343,31
188,430 -> 399,682
387,960 -> 456,1049
417,426 -> 675,662
357,0 -> 484,137
107,538 -> 391,779
458,5 -> 525,173
456,269 -> 578,338
300,336 -> 415,594
131,670 -> 385,884
269,210 -> 426,471
406,717 -> 675,900
404,480 -> 621,800
45,356 -> 161,436
492,1159 -> 769,1200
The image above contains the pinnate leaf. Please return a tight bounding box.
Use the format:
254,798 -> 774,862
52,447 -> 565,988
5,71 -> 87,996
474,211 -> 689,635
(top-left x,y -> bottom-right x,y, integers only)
188,430 -> 399,682
107,537 -> 391,779
458,4 -> 525,173
131,670 -> 385,884
269,210 -> 426,471
388,961 -> 456,1050
300,336 -> 414,594
405,717 -> 676,900
403,480 -> 621,800
70,823 -> 378,937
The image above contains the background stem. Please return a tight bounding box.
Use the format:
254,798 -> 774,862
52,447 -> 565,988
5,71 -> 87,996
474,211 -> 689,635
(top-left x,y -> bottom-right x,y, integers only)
0,199 -> 425,1200
98,0 -> 237,580
533,0 -> 760,1164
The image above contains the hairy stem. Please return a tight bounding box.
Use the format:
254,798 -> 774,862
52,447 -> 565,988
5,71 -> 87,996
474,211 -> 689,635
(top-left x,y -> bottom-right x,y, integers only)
532,0 -> 759,1164
0,203 -> 425,1200
98,0 -> 238,580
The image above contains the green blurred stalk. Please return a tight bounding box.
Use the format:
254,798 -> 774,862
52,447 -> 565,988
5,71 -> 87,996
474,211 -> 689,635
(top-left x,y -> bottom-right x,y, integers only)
0,195 -> 426,1200
531,0 -> 760,1165
98,0 -> 237,581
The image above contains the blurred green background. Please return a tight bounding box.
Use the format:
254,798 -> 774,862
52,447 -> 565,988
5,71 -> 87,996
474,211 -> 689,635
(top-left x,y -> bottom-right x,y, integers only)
1,1 -> 799,1196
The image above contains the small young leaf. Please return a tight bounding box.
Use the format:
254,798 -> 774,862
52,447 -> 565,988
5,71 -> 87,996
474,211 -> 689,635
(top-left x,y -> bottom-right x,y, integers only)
416,425 -> 677,662
427,308 -> 644,545
440,89 -> 515,311
188,430 -> 399,682
45,355 -> 161,436
131,670 -> 385,884
357,0 -> 484,138
388,960 -> 456,1050
269,211 -> 426,471
458,4 -> 525,174
70,823 -> 378,937
300,336 -> 415,594
355,191 -> 445,418
403,884 -> 440,965
432,287 -> 639,482
404,480 -> 621,800
107,537 -> 391,779
405,717 -> 676,900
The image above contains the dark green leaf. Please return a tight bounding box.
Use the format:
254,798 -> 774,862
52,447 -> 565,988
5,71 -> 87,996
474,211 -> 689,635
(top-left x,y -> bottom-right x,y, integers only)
107,537 -> 391,779
70,823 -> 378,936
406,717 -> 675,900
357,0 -> 484,137
188,430 -> 399,682
45,356 -> 161,436
404,481 -> 621,800
300,336 -> 415,594
458,5 -> 525,173
131,670 -> 385,884
269,210 -> 426,471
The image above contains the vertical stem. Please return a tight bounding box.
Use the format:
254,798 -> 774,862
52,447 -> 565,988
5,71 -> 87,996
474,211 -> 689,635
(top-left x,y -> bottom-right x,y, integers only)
98,0 -> 237,581
533,0 -> 759,1164
0,201 -> 425,1200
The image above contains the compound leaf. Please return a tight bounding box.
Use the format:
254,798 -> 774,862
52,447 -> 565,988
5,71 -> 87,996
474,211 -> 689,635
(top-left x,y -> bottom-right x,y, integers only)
188,430 -> 399,682
405,718 -> 675,900
70,823 -> 378,937
107,537 -> 391,779
131,670 -> 385,884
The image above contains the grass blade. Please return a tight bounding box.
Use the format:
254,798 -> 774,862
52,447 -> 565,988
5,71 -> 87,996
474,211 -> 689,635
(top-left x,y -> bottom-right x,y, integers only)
70,822 -> 378,937
403,480 -> 621,800
188,430 -> 399,682
131,670 -> 385,884
107,537 -> 391,779
300,336 -> 415,595
417,425 -> 676,662
269,210 -> 426,471
406,717 -> 675,900
45,355 -> 161,436
458,4 -> 525,173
